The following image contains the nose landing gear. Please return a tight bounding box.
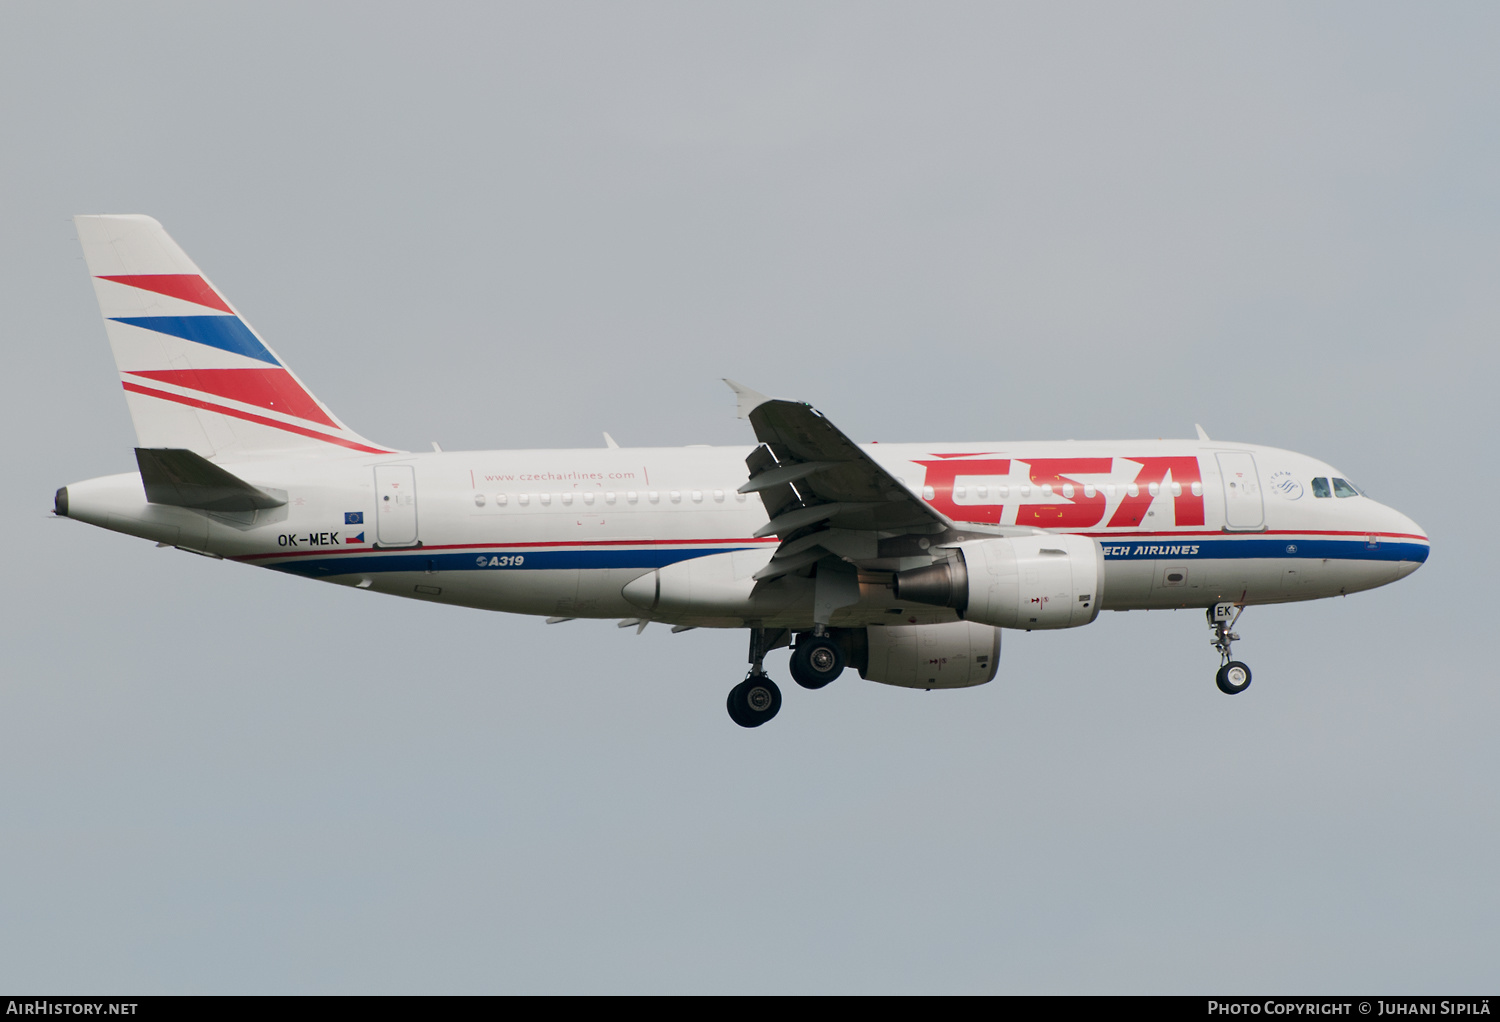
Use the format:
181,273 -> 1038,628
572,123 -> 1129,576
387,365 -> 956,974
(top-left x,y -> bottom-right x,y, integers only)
1208,603 -> 1252,694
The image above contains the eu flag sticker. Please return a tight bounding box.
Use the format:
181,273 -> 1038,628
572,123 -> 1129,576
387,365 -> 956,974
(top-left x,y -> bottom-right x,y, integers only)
345,511 -> 364,525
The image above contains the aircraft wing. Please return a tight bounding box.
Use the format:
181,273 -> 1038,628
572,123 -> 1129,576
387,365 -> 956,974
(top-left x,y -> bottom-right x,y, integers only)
729,382 -> 966,581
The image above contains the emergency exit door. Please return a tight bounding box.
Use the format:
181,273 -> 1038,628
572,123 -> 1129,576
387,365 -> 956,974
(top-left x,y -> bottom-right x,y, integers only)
374,464 -> 419,546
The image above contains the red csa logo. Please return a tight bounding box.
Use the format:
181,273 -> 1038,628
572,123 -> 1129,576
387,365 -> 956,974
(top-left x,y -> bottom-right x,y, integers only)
911,454 -> 1205,528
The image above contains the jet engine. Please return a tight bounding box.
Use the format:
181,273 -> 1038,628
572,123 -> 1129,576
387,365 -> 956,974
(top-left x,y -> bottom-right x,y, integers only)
850,620 -> 1001,689
893,534 -> 1104,630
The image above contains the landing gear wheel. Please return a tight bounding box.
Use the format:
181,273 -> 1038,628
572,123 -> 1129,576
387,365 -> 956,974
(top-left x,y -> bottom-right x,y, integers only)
727,676 -> 782,727
1207,604 -> 1251,694
789,636 -> 845,690
1216,660 -> 1252,695
726,685 -> 751,727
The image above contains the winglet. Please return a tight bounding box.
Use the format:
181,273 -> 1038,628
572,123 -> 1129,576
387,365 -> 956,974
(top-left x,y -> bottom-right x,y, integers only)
603,432 -> 620,449
723,379 -> 771,420
1195,424 -> 1211,441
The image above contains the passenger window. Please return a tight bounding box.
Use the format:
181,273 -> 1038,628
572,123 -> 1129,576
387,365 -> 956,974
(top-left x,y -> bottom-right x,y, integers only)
1332,477 -> 1359,498
1311,477 -> 1331,498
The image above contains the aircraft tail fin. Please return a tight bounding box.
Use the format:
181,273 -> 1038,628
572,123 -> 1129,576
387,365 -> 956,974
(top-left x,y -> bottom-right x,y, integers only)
73,215 -> 394,459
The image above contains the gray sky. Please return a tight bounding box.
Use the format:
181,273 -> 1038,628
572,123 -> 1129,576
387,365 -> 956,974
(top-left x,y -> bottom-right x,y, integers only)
2,1 -> 1494,993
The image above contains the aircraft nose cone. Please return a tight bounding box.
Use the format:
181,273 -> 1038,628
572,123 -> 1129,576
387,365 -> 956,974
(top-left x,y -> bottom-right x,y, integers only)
1392,509 -> 1429,574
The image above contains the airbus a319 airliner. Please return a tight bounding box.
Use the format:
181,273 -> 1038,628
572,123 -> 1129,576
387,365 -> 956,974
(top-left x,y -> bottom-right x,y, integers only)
55,216 -> 1430,727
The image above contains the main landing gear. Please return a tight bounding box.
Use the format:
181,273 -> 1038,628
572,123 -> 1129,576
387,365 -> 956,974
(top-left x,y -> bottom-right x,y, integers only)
727,676 -> 782,728
728,627 -> 786,728
1208,602 -> 1252,695
789,634 -> 846,690
727,627 -> 848,727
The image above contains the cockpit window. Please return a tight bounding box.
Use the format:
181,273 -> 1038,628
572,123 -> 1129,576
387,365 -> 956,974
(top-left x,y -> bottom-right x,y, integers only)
1332,477 -> 1360,498
1311,477 -> 1331,498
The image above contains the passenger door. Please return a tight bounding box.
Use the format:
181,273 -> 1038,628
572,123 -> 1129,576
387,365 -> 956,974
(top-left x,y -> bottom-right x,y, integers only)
374,464 -> 419,546
1216,452 -> 1265,531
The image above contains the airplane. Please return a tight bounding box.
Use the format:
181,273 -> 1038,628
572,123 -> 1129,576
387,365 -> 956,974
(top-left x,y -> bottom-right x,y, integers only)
54,215 -> 1430,727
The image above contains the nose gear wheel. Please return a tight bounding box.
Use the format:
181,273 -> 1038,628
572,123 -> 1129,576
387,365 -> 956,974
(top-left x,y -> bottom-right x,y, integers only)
1207,603 -> 1252,695
1216,660 -> 1252,695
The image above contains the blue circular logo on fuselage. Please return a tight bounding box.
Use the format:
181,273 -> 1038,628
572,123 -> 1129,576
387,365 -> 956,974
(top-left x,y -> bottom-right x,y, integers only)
1269,471 -> 1303,500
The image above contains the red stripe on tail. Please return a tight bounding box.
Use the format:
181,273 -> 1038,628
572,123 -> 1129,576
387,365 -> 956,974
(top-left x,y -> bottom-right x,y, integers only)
97,274 -> 234,314
121,381 -> 393,454
126,368 -> 338,427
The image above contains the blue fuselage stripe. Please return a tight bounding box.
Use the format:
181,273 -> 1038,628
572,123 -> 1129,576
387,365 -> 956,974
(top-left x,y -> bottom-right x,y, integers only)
1098,538 -> 1428,563
261,536 -> 1428,578
265,546 -> 742,578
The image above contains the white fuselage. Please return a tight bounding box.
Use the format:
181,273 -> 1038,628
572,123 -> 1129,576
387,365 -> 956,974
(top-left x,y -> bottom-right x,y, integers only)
61,438 -> 1429,630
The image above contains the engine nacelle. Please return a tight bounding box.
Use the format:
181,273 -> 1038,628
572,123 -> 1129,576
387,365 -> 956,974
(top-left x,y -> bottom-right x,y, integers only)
894,534 -> 1104,629
852,620 -> 1001,689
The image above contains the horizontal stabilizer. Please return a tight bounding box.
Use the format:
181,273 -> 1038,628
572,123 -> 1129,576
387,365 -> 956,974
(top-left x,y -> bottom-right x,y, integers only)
135,448 -> 286,511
